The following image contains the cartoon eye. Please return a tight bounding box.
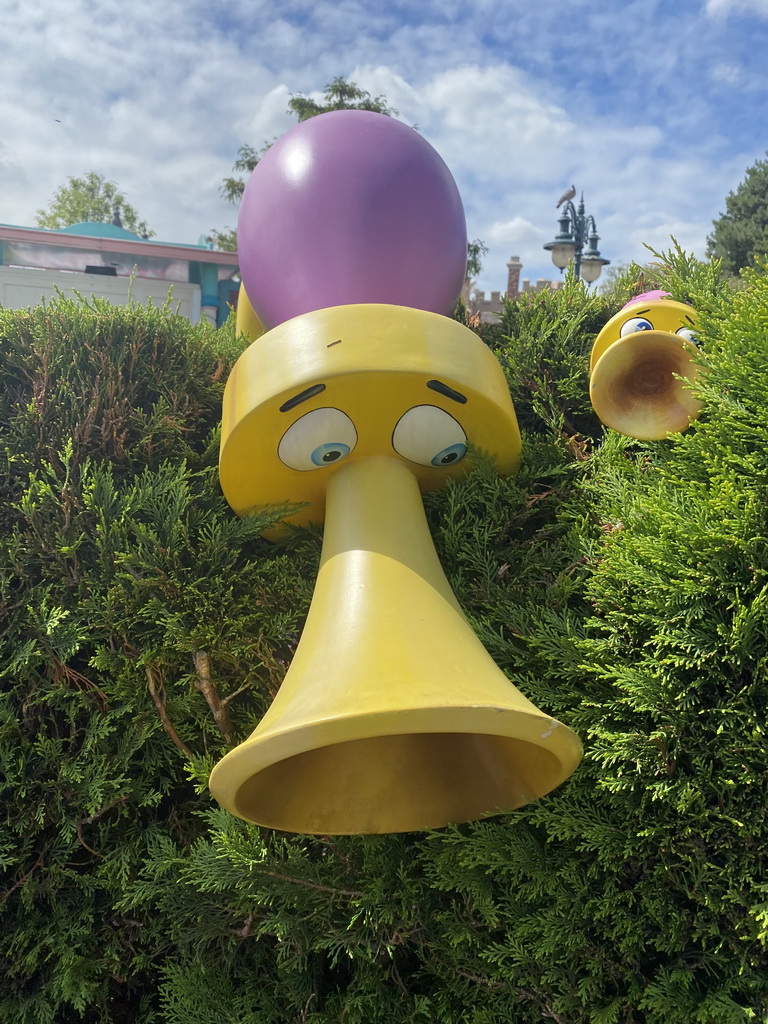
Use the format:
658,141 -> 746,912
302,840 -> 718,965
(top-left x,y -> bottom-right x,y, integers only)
620,317 -> 654,336
392,405 -> 468,467
278,408 -> 357,471
676,326 -> 700,345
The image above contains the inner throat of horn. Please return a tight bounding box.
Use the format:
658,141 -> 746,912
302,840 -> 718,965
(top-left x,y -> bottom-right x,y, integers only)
624,356 -> 678,400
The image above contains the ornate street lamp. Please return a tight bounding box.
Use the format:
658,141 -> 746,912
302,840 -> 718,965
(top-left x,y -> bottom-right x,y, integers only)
543,191 -> 610,284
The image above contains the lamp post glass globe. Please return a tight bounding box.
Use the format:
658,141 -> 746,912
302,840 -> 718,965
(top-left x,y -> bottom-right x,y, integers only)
546,240 -> 577,270
579,256 -> 604,283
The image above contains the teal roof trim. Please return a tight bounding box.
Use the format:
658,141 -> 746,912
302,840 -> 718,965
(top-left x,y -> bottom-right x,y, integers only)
58,221 -> 146,241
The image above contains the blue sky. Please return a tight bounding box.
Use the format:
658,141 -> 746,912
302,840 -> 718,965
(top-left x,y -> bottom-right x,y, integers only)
1,0 -> 767,295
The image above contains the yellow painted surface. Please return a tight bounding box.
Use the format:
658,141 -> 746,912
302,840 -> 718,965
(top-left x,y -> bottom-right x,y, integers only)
590,299 -> 703,439
234,282 -> 265,343
208,457 -> 582,834
220,303 -> 522,529
590,299 -> 698,368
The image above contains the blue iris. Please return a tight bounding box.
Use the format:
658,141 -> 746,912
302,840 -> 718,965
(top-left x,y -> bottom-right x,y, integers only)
431,443 -> 467,467
310,442 -> 351,466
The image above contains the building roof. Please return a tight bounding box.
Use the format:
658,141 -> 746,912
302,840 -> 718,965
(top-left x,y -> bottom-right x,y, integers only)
0,222 -> 239,285
57,221 -> 147,241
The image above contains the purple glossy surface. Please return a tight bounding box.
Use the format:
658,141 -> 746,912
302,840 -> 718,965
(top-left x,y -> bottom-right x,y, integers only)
237,111 -> 467,329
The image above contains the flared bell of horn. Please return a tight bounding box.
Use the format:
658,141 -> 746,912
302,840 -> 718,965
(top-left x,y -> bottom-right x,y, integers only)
590,331 -> 702,440
209,455 -> 582,835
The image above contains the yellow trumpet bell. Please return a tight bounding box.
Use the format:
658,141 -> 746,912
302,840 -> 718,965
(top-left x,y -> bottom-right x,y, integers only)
589,297 -> 703,440
209,455 -> 582,834
590,331 -> 702,441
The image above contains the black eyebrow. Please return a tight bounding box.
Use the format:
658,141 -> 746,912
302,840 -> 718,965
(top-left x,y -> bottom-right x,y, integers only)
279,383 -> 326,412
426,379 -> 467,404
685,315 -> 696,326
629,308 -> 651,317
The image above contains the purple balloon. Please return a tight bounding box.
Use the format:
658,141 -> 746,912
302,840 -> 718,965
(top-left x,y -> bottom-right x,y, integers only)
237,110 -> 467,329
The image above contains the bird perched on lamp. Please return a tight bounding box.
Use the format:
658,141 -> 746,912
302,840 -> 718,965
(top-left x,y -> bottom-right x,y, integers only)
556,184 -> 576,208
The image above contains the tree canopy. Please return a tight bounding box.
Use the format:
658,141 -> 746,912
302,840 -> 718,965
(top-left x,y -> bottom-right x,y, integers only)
707,153 -> 768,275
466,238 -> 488,279
35,171 -> 154,238
288,75 -> 396,123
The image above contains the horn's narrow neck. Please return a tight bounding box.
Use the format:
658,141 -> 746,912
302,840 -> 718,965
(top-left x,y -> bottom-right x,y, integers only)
320,455 -> 462,612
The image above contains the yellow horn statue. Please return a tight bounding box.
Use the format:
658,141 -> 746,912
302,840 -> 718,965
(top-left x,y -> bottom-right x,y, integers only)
590,294 -> 702,440
209,303 -> 583,834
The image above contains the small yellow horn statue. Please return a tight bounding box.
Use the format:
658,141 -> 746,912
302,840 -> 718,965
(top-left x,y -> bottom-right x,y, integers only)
208,111 -> 582,834
590,291 -> 702,440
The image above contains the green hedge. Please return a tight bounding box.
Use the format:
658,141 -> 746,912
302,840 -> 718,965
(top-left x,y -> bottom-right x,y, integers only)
1,256 -> 766,1023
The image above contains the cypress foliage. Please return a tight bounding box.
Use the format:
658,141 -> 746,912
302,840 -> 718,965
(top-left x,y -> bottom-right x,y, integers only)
1,257 -> 767,1023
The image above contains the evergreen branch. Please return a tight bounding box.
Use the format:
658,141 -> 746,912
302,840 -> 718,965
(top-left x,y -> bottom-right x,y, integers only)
49,658 -> 109,707
192,651 -> 236,744
456,974 -> 569,1024
220,681 -> 255,707
316,837 -> 356,868
75,821 -> 104,859
389,958 -> 411,999
259,869 -> 363,900
454,967 -> 504,990
1,856 -> 45,903
80,796 -> 128,824
234,912 -> 255,939
521,991 -> 569,1024
146,665 -> 193,757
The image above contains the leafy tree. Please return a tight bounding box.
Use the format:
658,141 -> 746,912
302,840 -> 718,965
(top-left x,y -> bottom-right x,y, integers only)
4,249 -> 768,1023
217,144 -> 268,211
205,225 -> 238,252
36,171 -> 154,237
466,238 -> 488,279
707,152 -> 768,274
288,75 -> 397,123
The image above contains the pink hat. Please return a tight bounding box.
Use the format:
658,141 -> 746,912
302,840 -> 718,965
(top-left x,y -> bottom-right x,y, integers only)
621,289 -> 671,310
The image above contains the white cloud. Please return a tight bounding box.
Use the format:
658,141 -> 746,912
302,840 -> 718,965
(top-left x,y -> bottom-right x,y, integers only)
711,63 -> 743,84
487,216 -> 543,250
0,0 -> 279,240
418,65 -> 574,183
347,66 -> 422,121
706,0 -> 768,15
236,86 -> 296,151
0,0 -> 764,296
